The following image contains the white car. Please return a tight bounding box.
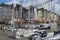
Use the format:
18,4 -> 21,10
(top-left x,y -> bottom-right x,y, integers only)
13,28 -> 46,39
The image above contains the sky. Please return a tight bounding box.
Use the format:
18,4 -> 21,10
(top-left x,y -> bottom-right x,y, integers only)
0,0 -> 60,15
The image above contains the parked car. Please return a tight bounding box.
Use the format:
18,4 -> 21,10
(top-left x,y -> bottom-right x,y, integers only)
34,24 -> 51,30
31,30 -> 47,40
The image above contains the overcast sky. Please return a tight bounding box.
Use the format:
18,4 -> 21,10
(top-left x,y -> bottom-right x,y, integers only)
0,0 -> 60,15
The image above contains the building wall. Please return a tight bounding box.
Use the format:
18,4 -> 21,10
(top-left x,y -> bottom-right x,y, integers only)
3,7 -> 12,20
0,6 -> 3,21
34,8 -> 44,21
57,15 -> 60,31
15,5 -> 22,19
47,12 -> 52,21
15,5 -> 28,20
54,14 -> 58,21
37,9 -> 43,21
0,5 -> 12,22
22,8 -> 28,19
34,8 -> 38,20
27,6 -> 34,20
43,9 -> 48,21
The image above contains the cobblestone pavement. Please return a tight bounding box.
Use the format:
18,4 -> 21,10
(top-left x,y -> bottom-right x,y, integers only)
0,30 -> 29,40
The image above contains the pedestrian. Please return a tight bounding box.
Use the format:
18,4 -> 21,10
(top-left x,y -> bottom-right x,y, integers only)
3,27 -> 5,32
0,26 -> 2,30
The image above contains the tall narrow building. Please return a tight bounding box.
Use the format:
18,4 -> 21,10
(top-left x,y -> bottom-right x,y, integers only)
15,4 -> 22,19
0,3 -> 13,22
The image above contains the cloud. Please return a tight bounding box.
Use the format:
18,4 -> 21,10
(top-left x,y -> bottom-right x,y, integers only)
5,0 -> 20,7
21,0 -> 48,8
55,4 -> 60,15
22,0 -> 56,8
42,0 -> 60,15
